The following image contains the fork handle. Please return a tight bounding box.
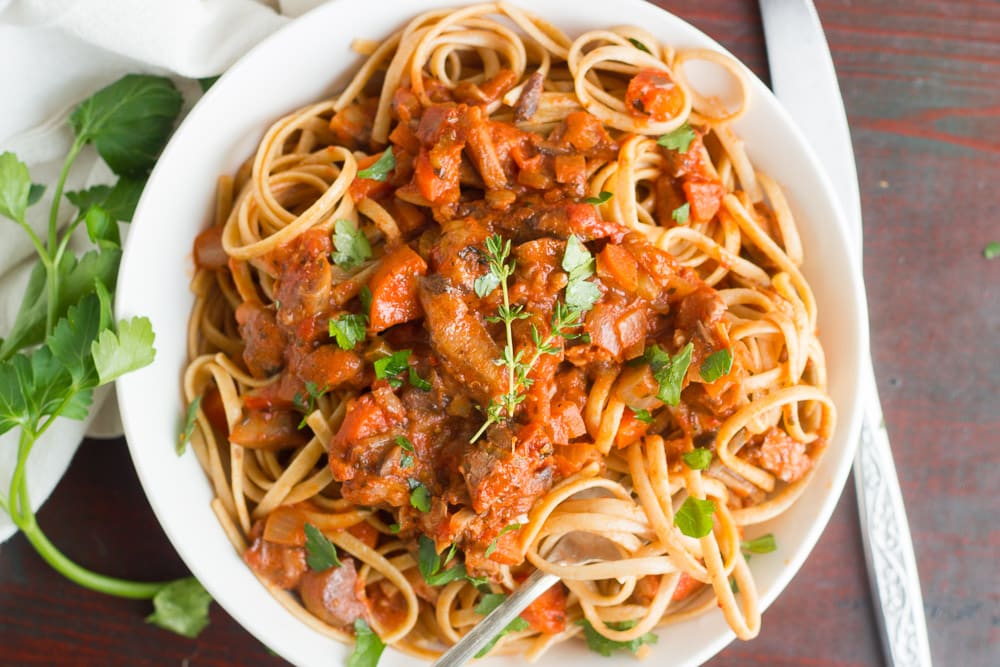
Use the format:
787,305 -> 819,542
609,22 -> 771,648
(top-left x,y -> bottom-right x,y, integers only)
432,569 -> 560,667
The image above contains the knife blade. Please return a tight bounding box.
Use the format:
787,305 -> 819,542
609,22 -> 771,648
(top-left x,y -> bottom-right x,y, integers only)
758,2 -> 933,666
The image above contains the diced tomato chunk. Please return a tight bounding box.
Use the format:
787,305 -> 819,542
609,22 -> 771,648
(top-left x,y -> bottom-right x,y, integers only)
367,244 -> 428,332
625,69 -> 684,122
614,408 -> 650,449
519,583 -> 567,634
683,177 -> 726,221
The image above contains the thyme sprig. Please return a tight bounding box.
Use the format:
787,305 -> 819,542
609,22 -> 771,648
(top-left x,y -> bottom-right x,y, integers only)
470,234 -> 596,442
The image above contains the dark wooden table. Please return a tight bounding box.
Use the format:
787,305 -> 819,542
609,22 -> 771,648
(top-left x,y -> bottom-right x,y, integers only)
2,1 -> 997,665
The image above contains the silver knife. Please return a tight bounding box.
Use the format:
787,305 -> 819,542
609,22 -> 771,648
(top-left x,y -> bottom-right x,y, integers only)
759,2 -> 933,666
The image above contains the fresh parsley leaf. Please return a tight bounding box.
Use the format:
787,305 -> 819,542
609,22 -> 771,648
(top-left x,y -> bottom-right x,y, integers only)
476,616 -> 530,658
395,435 -> 415,452
485,522 -> 522,558
576,619 -> 658,657
700,348 -> 733,383
628,37 -> 652,54
374,349 -> 411,388
584,191 -> 613,205
682,448 -> 712,470
332,219 -> 372,270
91,316 -> 156,385
417,534 -> 466,585
47,294 -> 102,387
730,577 -> 739,593
474,271 -> 500,298
631,407 -> 654,424
145,577 -> 212,639
197,75 -> 221,92
358,285 -> 373,318
475,592 -> 507,615
644,342 -> 693,406
984,241 -> 1000,260
0,248 -> 121,361
671,202 -> 690,225
565,280 -> 601,312
674,496 -> 716,538
69,75 -> 183,177
0,151 -> 33,223
408,366 -> 431,391
348,618 -> 385,667
562,235 -> 595,281
27,183 -> 45,207
293,381 -> 328,428
304,523 -> 342,571
474,593 -> 531,658
177,395 -> 201,455
741,533 -> 777,554
657,123 -> 696,153
388,523 -> 401,534
329,313 -> 367,350
83,206 -> 120,248
562,235 -> 600,312
356,147 -> 395,181
0,356 -> 30,435
66,177 -> 145,223
409,479 -> 431,513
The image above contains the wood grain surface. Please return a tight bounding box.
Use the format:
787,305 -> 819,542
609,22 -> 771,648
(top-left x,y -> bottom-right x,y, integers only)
1,1 -> 997,665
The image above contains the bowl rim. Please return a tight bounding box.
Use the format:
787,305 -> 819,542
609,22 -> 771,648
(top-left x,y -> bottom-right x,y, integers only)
116,1 -> 870,665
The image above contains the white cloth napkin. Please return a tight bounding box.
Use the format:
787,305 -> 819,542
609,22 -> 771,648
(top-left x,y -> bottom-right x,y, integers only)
0,0 -> 326,542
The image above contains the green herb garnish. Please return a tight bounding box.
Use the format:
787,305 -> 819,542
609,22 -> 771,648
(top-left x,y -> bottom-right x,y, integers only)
584,191 -> 613,205
984,241 -> 1000,260
332,219 -> 372,270
304,523 -> 342,571
417,534 -> 467,585
177,395 -> 202,455
643,342 -> 693,406
348,618 -> 386,667
292,381 -> 328,428
657,122 -> 696,153
474,592 -> 531,657
681,448 -> 712,470
356,147 -> 395,181
408,479 -> 431,513
329,313 -> 367,350
576,619 -> 659,657
374,349 -> 412,388
484,522 -> 522,558
145,577 -> 213,639
628,38 -> 651,54
700,348 -> 733,383
674,496 -> 716,538
671,202 -> 690,225
632,407 -> 654,424
741,533 -> 777,554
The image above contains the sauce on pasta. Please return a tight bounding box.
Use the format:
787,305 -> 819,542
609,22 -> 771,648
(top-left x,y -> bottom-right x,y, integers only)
183,3 -> 835,661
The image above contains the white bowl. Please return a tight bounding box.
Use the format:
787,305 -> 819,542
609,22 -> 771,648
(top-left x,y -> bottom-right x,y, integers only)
117,1 -> 869,665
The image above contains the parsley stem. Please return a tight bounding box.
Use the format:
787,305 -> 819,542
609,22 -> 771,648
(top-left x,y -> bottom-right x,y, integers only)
499,275 -> 517,417
44,136 -> 85,336
19,521 -> 167,599
14,219 -> 52,271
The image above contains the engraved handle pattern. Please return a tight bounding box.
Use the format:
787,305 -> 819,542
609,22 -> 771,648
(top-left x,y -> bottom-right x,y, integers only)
853,382 -> 933,667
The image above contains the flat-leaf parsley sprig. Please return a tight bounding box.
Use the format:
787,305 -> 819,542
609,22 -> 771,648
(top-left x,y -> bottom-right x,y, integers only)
0,74 -> 211,638
470,234 -> 600,442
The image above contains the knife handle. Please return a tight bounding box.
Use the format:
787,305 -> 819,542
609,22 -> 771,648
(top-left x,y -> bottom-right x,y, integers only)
853,372 -> 933,667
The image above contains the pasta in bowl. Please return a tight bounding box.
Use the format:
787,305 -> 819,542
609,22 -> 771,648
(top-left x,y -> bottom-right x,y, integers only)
116,2 -> 868,666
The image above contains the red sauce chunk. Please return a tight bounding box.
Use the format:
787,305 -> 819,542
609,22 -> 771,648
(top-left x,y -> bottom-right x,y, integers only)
626,69 -> 684,122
